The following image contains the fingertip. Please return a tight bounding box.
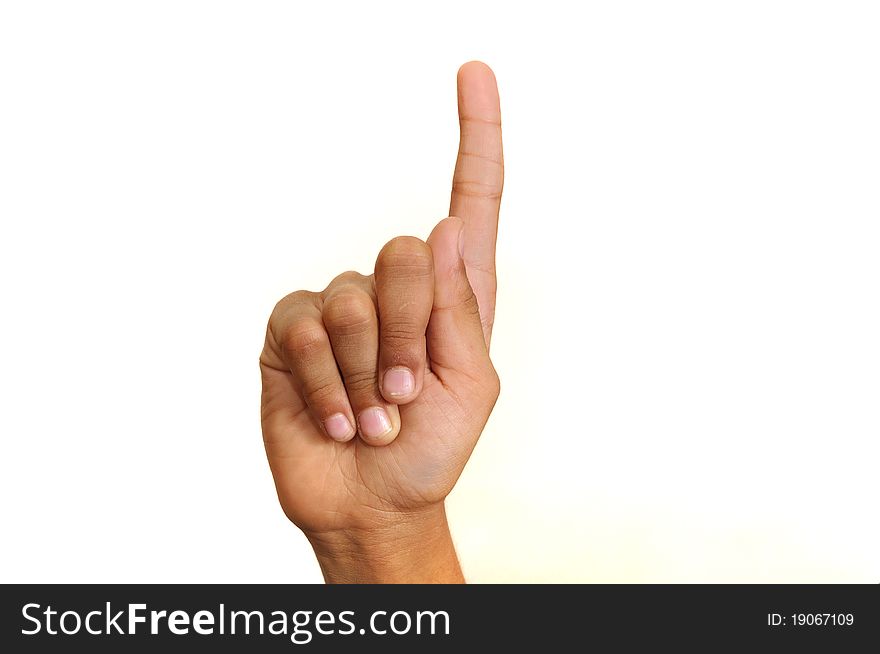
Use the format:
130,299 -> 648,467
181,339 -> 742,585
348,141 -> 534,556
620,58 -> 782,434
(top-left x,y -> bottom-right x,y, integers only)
427,215 -> 464,246
356,405 -> 401,446
458,60 -> 496,82
457,61 -> 501,121
427,217 -> 467,276
381,366 -> 420,404
323,412 -> 356,443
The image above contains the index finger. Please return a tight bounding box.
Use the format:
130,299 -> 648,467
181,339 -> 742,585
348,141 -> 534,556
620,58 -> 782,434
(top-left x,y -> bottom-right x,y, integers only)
449,61 -> 504,346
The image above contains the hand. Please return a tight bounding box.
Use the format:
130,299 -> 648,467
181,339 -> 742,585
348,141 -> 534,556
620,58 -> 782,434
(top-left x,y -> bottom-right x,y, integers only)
259,62 -> 503,582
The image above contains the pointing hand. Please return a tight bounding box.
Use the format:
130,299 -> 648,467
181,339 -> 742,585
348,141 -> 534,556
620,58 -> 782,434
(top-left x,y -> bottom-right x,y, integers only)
259,62 -> 503,582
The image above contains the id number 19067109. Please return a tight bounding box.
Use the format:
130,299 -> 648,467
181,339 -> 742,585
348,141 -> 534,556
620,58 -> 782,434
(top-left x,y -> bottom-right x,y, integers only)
767,613 -> 854,627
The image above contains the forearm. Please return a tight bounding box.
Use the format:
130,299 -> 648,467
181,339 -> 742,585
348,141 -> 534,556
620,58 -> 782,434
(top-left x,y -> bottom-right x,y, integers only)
306,504 -> 464,584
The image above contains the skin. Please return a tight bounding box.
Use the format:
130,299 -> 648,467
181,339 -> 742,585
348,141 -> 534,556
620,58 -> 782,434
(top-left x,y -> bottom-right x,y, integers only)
259,61 -> 503,583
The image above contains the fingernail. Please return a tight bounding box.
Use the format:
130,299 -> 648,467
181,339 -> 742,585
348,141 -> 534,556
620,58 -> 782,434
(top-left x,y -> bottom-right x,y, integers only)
324,413 -> 354,441
383,366 -> 415,398
358,407 -> 393,440
457,223 -> 466,259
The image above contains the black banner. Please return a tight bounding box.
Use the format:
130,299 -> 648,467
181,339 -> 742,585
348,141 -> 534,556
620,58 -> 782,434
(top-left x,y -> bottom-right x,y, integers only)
1,584 -> 876,651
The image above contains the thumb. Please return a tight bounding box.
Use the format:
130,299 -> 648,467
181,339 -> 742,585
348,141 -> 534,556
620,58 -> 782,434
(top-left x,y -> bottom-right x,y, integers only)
425,216 -> 492,381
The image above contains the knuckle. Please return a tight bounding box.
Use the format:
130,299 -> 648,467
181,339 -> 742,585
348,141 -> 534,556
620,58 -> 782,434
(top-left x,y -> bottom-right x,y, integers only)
270,290 -> 315,324
460,289 -> 482,319
280,321 -> 327,358
469,364 -> 500,407
322,290 -> 375,334
377,237 -> 433,278
488,367 -> 501,400
451,180 -> 503,200
343,368 -> 379,395
326,269 -> 368,290
381,319 -> 424,349
302,377 -> 341,408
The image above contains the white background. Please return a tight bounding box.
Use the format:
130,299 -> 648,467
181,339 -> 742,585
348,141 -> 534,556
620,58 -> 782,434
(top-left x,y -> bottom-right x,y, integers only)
1,1 -> 878,582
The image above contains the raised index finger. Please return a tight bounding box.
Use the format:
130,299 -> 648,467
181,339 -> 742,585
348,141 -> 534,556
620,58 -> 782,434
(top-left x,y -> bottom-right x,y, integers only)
449,61 -> 504,346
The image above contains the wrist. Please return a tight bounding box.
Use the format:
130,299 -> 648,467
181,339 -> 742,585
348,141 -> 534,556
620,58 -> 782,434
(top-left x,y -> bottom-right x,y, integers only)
305,503 -> 464,584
